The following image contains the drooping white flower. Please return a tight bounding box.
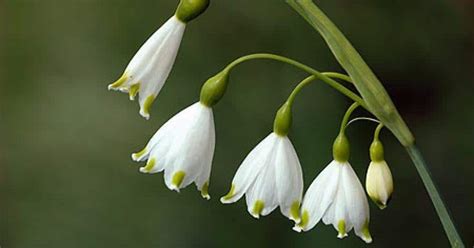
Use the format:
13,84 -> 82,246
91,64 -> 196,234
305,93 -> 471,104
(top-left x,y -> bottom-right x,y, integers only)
108,15 -> 186,119
366,137 -> 394,210
131,102 -> 215,199
366,160 -> 393,209
295,160 -> 372,243
220,132 -> 304,222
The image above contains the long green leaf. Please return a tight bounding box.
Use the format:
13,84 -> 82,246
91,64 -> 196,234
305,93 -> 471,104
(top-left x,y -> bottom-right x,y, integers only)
286,0 -> 414,147
286,1 -> 465,246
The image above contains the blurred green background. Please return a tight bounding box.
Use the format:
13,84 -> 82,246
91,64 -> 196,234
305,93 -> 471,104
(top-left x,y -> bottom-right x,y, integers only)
2,0 -> 473,247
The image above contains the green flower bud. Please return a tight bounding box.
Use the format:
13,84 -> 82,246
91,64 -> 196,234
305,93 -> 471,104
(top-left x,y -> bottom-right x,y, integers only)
199,69 -> 229,107
175,0 -> 210,23
333,133 -> 350,162
273,102 -> 292,136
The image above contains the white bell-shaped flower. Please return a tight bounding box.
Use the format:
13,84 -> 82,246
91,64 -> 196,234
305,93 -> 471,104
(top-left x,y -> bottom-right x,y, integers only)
131,102 -> 215,199
366,160 -> 393,209
108,15 -> 186,119
366,139 -> 393,209
220,132 -> 304,221
295,160 -> 372,243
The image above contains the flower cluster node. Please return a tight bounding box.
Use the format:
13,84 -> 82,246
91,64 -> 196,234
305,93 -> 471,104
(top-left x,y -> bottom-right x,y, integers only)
175,0 -> 210,23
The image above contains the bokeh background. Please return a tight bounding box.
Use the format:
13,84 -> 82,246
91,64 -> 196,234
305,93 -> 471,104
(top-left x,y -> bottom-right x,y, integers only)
1,0 -> 473,247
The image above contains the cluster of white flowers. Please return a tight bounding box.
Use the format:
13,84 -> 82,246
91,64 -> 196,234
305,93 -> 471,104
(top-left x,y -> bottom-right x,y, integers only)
108,0 -> 395,244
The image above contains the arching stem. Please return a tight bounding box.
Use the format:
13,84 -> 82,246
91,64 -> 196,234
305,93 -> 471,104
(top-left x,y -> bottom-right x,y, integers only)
223,53 -> 368,110
339,102 -> 360,134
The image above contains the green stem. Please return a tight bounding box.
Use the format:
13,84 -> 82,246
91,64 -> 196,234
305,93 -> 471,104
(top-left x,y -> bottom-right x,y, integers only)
321,72 -> 353,84
224,53 -> 368,110
287,73 -> 353,106
374,123 -> 384,141
286,0 -> 414,146
406,146 -> 465,247
286,1 -> 464,245
286,75 -> 317,106
339,102 -> 359,134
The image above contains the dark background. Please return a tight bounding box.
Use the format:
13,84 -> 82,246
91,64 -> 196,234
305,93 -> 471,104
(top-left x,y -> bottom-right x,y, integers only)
1,0 -> 473,247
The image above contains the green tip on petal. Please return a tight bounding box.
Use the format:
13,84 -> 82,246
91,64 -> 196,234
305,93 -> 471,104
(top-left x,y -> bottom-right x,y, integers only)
129,83 -> 140,100
371,197 -> 388,210
132,147 -> 147,161
171,171 -> 186,189
290,201 -> 301,222
140,95 -> 156,119
252,200 -> 264,218
337,220 -> 347,238
141,158 -> 156,172
293,210 -> 309,232
200,181 -> 210,200
108,73 -> 128,90
221,184 -> 235,202
361,220 -> 373,243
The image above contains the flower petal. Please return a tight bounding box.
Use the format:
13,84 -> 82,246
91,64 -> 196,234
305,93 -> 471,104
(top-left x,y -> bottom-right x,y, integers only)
136,17 -> 186,119
274,136 -> 303,222
220,133 -> 279,204
245,151 -> 279,219
295,160 -> 341,232
163,104 -> 214,190
366,160 -> 393,209
131,100 -> 196,162
342,162 -> 372,243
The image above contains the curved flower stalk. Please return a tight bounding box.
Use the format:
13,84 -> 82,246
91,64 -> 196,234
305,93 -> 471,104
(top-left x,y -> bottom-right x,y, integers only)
221,103 -> 304,221
131,102 -> 215,199
366,124 -> 393,209
108,0 -> 209,119
295,134 -> 372,243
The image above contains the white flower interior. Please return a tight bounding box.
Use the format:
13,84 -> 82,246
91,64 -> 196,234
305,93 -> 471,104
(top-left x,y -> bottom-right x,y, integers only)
131,102 -> 215,199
